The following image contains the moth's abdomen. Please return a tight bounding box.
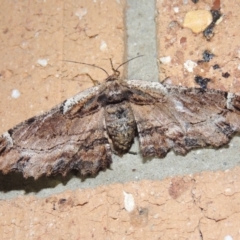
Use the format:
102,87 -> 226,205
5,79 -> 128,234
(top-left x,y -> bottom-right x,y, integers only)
105,101 -> 136,154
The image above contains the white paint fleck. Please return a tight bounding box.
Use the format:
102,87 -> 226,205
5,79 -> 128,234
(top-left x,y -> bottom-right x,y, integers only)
225,188 -> 232,194
37,59 -> 48,67
75,8 -> 87,20
238,64 -> 240,70
123,191 -> 135,212
184,60 -> 197,72
224,235 -> 233,240
48,222 -> 54,227
173,7 -> 179,13
20,41 -> 28,49
100,40 -> 108,51
160,56 -> 171,64
34,31 -> 39,38
11,89 -> 20,99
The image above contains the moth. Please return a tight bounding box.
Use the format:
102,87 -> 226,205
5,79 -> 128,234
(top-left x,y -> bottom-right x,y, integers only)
1,60 -> 240,179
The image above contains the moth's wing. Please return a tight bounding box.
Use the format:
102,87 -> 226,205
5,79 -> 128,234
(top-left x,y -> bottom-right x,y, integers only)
125,80 -> 240,157
0,84 -> 112,179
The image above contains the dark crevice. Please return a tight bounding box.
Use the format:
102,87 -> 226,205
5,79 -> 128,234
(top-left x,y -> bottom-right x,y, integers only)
199,227 -> 203,240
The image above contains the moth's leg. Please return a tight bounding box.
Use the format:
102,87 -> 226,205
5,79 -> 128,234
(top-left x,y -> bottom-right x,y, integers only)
85,73 -> 101,86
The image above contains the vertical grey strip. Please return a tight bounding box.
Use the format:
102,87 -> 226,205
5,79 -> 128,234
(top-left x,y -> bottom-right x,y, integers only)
126,0 -> 159,82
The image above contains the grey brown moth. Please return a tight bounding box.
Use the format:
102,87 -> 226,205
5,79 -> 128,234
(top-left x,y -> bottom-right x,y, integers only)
1,61 -> 240,179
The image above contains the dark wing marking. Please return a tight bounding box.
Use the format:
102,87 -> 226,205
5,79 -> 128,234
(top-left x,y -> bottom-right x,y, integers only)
0,84 -> 112,179
126,80 -> 240,157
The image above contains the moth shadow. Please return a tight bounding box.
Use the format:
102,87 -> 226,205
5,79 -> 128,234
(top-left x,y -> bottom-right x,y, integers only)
0,170 -> 90,194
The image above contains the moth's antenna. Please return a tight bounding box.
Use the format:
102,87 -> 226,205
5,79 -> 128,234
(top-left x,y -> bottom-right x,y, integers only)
62,60 -> 109,77
116,55 -> 144,71
110,58 -> 120,76
110,58 -> 115,72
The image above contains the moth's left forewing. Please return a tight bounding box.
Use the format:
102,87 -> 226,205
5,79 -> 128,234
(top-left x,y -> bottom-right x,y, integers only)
0,83 -> 112,178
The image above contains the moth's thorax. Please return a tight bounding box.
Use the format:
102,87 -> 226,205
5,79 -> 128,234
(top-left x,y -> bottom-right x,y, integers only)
104,77 -> 128,103
101,73 -> 136,153
105,101 -> 136,154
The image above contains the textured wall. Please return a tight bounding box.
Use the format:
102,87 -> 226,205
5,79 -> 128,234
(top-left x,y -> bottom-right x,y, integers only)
1,0 -> 240,239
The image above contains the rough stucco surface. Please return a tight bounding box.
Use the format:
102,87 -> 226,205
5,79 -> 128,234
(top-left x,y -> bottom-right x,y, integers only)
0,0 -> 125,133
1,0 -> 240,239
157,0 -> 240,92
1,168 -> 240,239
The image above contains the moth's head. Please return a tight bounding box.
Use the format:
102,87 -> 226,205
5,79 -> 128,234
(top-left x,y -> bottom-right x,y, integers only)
105,69 -> 120,82
62,55 -> 143,84
105,55 -> 143,82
